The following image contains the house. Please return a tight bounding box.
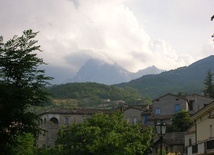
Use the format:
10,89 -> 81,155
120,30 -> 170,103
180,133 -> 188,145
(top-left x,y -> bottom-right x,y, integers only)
153,132 -> 185,155
186,94 -> 214,114
123,105 -> 151,126
37,108 -> 115,147
37,105 -> 152,147
150,93 -> 214,155
150,93 -> 188,155
185,101 -> 214,155
149,93 -> 188,125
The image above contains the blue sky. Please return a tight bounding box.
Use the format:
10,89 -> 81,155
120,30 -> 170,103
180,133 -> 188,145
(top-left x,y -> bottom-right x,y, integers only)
0,0 -> 214,83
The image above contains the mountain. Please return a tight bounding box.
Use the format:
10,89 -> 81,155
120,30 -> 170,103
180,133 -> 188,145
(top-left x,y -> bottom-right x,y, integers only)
67,59 -> 131,85
132,65 -> 164,79
116,55 -> 214,98
67,59 -> 164,85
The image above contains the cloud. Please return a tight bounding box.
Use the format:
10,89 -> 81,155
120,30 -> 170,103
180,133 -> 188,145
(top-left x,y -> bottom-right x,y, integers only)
201,40 -> 214,56
70,0 -> 80,9
1,0 -> 213,83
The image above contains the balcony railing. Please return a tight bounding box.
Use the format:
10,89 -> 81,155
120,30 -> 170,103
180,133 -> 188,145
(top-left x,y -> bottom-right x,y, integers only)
187,139 -> 214,155
207,139 -> 214,150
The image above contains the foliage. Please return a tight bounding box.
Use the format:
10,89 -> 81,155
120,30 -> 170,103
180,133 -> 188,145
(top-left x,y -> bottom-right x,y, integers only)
11,133 -> 35,155
167,153 -> 181,155
167,110 -> 193,132
28,99 -> 80,114
34,146 -> 63,155
177,92 -> 188,98
48,83 -> 148,107
203,69 -> 214,98
0,30 -> 52,153
56,112 -> 153,155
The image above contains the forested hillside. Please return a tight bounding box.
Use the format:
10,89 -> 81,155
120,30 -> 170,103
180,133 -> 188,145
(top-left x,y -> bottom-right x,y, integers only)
47,56 -> 214,107
117,55 -> 214,98
47,82 -> 149,108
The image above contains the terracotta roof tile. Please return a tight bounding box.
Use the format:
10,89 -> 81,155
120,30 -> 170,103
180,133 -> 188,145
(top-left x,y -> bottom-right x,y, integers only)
38,108 -> 117,116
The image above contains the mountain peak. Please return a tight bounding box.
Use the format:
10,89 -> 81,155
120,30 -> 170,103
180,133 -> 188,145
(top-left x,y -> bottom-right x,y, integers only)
66,58 -> 164,85
134,65 -> 165,79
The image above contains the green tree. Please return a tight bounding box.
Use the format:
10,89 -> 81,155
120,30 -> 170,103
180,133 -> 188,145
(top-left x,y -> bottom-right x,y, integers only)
11,133 -> 35,155
167,110 -> 193,132
56,112 -> 153,155
177,92 -> 187,98
0,30 -> 52,153
203,69 -> 214,98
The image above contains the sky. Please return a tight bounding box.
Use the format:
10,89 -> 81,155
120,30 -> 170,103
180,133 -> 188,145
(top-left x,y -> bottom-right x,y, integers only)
0,0 -> 214,83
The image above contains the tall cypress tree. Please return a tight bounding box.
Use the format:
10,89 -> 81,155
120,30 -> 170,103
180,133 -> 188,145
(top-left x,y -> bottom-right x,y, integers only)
203,69 -> 214,98
0,30 -> 52,154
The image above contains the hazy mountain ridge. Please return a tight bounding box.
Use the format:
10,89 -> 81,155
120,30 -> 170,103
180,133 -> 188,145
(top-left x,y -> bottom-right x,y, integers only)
67,58 -> 164,85
117,55 -> 214,98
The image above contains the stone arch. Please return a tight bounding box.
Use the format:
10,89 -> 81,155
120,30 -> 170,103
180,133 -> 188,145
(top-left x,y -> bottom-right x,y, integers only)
50,117 -> 59,124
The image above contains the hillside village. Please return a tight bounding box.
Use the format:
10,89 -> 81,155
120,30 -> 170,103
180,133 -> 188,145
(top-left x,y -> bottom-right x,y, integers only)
35,56 -> 214,155
1,30 -> 214,155
37,93 -> 214,155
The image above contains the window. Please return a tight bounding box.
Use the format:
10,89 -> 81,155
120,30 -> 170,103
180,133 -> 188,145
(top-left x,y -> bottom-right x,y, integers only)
175,104 -> 180,112
127,118 -> 130,123
189,101 -> 194,111
50,117 -> 58,124
155,108 -> 161,115
192,144 -> 198,154
207,139 -> 214,149
210,125 -> 213,137
133,118 -> 137,124
144,115 -> 148,125
65,117 -> 69,125
189,139 -> 192,146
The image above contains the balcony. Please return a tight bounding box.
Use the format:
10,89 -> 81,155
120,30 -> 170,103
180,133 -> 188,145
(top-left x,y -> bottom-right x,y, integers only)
207,139 -> 214,154
186,139 -> 214,155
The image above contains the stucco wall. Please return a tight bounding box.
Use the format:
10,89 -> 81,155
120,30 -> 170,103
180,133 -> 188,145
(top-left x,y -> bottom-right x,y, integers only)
123,108 -> 143,124
186,94 -> 214,114
37,113 -> 91,147
152,94 -> 187,116
196,111 -> 214,142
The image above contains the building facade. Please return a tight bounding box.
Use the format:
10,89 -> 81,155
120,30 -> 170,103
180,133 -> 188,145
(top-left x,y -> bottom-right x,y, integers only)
185,101 -> 214,155
123,106 -> 151,126
150,93 -> 188,155
186,94 -> 214,114
37,108 -> 115,147
149,93 -> 188,125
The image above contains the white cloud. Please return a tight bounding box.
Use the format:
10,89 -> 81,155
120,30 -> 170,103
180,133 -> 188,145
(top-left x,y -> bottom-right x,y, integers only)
0,0 -> 213,80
